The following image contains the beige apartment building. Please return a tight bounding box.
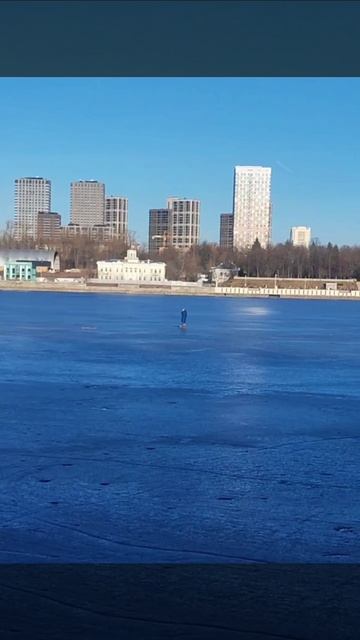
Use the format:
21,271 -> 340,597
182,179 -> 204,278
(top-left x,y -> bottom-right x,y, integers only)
70,180 -> 105,227
166,197 -> 200,249
105,196 -> 128,240
290,226 -> 311,248
14,177 -> 51,239
232,166 -> 272,249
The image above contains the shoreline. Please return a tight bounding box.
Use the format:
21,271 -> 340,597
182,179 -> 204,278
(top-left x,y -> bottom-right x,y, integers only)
1,280 -> 360,301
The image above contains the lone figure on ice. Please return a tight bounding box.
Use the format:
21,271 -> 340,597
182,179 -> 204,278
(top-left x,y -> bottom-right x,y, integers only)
180,308 -> 187,327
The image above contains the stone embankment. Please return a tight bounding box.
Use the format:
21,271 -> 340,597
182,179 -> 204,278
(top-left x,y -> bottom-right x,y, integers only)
1,279 -> 360,299
0,280 -> 211,296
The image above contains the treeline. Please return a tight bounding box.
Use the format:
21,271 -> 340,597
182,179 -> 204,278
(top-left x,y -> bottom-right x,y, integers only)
1,227 -> 360,280
149,240 -> 360,281
238,240 -> 360,280
227,240 -> 360,280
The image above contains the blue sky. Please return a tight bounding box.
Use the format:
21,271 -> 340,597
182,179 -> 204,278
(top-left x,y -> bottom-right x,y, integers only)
1,77 -> 360,245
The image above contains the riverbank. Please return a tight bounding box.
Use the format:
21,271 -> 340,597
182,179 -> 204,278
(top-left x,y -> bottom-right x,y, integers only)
1,279 -> 360,300
0,280 -> 212,296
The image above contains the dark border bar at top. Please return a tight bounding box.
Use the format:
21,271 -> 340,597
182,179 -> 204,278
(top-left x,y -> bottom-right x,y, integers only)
1,0 -> 360,76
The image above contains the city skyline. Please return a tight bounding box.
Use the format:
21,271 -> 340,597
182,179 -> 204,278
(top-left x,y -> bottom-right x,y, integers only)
1,166 -> 332,248
1,78 -> 360,245
3,168 -> 347,250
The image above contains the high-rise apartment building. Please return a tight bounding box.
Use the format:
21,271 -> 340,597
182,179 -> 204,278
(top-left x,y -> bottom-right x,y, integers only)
148,198 -> 201,252
37,212 -> 61,240
290,226 -> 311,248
232,166 -> 272,249
14,177 -> 51,239
70,180 -> 105,227
148,209 -> 170,253
219,213 -> 234,248
167,197 -> 200,249
104,196 -> 128,240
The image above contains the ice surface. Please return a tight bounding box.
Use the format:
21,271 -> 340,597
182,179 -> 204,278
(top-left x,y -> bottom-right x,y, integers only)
1,291 -> 360,562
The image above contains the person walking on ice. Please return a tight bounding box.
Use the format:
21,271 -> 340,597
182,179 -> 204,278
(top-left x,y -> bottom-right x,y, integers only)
180,308 -> 187,327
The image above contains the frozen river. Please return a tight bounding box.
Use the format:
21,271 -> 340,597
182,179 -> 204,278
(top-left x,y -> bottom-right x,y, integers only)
1,291 -> 360,562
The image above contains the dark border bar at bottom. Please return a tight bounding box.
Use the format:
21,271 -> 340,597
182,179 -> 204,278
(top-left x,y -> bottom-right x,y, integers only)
0,564 -> 359,639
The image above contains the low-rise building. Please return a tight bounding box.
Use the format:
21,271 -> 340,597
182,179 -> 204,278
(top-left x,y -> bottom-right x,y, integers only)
97,248 -> 166,283
0,249 -> 60,273
4,260 -> 37,281
211,263 -> 239,285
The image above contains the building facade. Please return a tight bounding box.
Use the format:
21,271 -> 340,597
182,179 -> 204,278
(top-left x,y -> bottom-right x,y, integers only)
290,226 -> 311,248
65,223 -> 115,241
219,213 -> 234,248
148,209 -> 170,253
0,249 -> 60,272
37,211 -> 61,240
232,166 -> 272,249
167,197 -> 200,249
211,263 -> 238,285
4,261 -> 37,281
14,177 -> 51,239
70,180 -> 105,227
105,196 -> 128,240
97,248 -> 166,283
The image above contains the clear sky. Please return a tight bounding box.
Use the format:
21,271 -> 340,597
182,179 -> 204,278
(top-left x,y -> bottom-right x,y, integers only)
1,77 -> 360,245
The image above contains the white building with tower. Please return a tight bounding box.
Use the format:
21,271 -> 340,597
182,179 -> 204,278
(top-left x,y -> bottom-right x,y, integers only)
232,166 -> 272,249
97,248 -> 166,283
290,226 -> 311,248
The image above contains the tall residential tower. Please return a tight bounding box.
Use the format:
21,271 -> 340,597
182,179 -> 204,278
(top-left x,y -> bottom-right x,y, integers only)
148,198 -> 201,252
104,196 -> 128,240
167,197 -> 200,249
14,177 -> 51,239
232,166 -> 272,249
70,180 -> 105,227
37,211 -> 61,240
148,209 -> 170,254
219,213 -> 234,248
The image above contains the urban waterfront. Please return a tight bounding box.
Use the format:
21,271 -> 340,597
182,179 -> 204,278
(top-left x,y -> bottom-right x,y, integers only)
1,291 -> 360,562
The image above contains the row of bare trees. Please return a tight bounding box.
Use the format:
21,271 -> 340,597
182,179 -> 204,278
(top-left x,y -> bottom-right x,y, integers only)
1,225 -> 360,280
235,240 -> 360,280
149,241 -> 360,281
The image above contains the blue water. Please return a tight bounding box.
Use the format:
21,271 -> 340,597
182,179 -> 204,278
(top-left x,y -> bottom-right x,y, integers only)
1,291 -> 360,562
